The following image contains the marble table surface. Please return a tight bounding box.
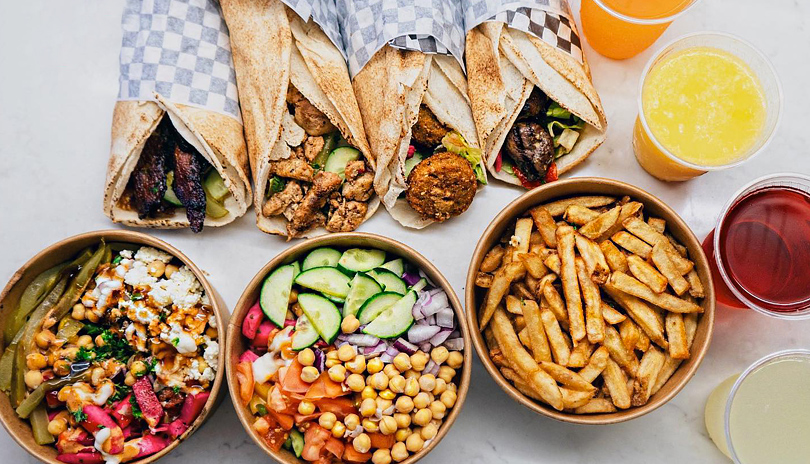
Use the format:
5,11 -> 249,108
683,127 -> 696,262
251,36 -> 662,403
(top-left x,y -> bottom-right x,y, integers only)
1,0 -> 809,462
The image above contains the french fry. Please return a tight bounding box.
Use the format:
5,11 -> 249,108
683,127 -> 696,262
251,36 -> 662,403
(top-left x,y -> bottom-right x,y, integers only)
611,231 -> 653,258
597,201 -> 644,242
512,218 -> 533,260
603,283 -> 668,349
480,261 -> 526,328
480,245 -> 506,273
539,304 -> 571,366
567,340 -> 593,368
561,388 -> 596,409
475,272 -> 493,288
541,282 -> 568,326
530,231 -> 544,246
505,295 -> 524,315
575,234 -> 610,284
529,207 -> 558,248
604,325 -> 639,378
631,347 -> 666,406
601,302 -> 627,324
484,326 -> 497,349
491,309 -> 563,410
609,272 -> 703,313
525,273 -> 538,293
556,225 -> 586,342
579,205 -> 622,241
564,205 -> 601,225
618,319 -> 640,351
684,312 -> 698,348
650,313 -> 699,396
685,269 -> 705,298
624,217 -> 694,274
514,315 -> 526,332
627,254 -> 668,293
539,361 -> 596,392
599,240 -> 629,273
521,299 -> 552,363
665,312 -> 689,359
603,358 -> 631,409
574,397 -> 617,414
542,195 -> 616,217
648,217 -> 666,233
518,327 -> 532,349
666,233 -> 688,258
651,242 -> 690,295
544,253 -> 561,275
578,346 -> 609,383
511,282 -> 534,301
519,253 -> 548,279
636,329 -> 651,352
575,257 -> 605,343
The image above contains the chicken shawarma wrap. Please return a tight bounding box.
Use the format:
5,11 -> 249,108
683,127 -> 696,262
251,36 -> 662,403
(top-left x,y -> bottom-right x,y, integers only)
103,0 -> 251,233
464,0 -> 607,189
221,0 -> 378,239
339,0 -> 487,229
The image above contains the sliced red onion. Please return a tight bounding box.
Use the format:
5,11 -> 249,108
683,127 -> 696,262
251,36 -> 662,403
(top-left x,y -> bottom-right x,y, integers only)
343,334 -> 381,347
415,317 -> 429,326
426,314 -> 437,326
444,338 -> 464,351
424,359 -> 440,376
418,269 -> 436,287
313,349 -> 326,372
408,325 -> 441,344
429,328 -> 453,346
363,342 -> 387,358
393,338 -> 417,355
412,291 -> 433,320
284,319 -> 296,327
402,271 -> 421,286
449,330 -> 460,339
380,352 -> 395,363
421,291 -> 448,317
419,342 -> 432,353
436,308 -> 455,328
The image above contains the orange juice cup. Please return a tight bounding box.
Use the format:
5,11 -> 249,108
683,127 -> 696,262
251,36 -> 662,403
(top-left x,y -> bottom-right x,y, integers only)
580,0 -> 700,59
634,33 -> 782,181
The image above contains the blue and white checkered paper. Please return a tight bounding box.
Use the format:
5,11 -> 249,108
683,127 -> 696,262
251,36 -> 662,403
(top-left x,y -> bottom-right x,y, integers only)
337,0 -> 466,78
462,0 -> 583,64
282,0 -> 345,58
118,0 -> 242,122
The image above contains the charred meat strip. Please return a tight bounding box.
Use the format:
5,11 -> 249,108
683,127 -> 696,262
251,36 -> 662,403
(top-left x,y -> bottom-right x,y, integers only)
172,138 -> 207,233
411,105 -> 448,150
504,121 -> 554,183
518,87 -> 549,120
132,118 -> 172,219
287,171 -> 342,237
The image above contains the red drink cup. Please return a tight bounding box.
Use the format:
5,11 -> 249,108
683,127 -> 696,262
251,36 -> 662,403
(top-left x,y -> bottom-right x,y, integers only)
703,173 -> 810,316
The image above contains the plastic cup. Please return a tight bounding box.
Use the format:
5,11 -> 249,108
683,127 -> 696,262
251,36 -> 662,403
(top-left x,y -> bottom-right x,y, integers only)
633,33 -> 782,182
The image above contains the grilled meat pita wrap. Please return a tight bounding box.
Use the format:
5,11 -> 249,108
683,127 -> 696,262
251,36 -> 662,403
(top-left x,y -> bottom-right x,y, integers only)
221,0 -> 377,239
467,21 -> 606,188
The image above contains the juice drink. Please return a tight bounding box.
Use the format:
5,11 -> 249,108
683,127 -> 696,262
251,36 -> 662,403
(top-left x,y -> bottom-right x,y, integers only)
580,0 -> 694,59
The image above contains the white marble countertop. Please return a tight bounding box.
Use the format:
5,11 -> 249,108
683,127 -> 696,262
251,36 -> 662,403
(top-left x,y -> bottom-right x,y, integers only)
1,1 -> 809,463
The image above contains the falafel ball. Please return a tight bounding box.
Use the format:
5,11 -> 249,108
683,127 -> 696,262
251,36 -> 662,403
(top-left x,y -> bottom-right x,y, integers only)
411,105 -> 448,150
406,151 -> 477,222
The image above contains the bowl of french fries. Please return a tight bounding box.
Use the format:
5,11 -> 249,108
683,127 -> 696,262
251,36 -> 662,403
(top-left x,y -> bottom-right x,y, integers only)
466,178 -> 714,424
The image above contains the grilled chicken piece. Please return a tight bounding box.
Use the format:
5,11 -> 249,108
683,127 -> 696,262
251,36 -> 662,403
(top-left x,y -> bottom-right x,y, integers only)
132,118 -> 172,218
504,121 -> 555,183
303,136 -> 325,162
270,157 -> 314,182
326,199 -> 368,233
287,171 -> 341,237
172,139 -> 207,233
287,85 -> 335,136
342,160 -> 374,201
262,181 -> 303,217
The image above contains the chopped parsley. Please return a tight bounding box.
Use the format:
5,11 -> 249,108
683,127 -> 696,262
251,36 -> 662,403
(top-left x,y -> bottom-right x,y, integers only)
75,346 -> 94,362
112,255 -> 123,266
108,384 -> 131,404
158,311 -> 168,322
268,176 -> 286,194
171,338 -> 180,347
71,409 -> 87,423
130,292 -> 144,301
172,386 -> 181,394
130,395 -> 143,420
79,324 -> 135,363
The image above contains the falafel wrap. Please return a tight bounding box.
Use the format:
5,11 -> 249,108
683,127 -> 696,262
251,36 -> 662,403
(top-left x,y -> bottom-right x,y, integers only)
338,0 -> 487,229
464,0 -> 606,188
221,0 -> 378,239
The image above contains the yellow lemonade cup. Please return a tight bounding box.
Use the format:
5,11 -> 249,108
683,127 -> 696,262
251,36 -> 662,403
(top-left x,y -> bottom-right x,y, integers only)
634,33 -> 782,182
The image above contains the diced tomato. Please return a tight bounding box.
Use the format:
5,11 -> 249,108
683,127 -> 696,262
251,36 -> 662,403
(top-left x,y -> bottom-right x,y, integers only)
324,436 -> 345,458
513,166 -> 543,189
236,362 -> 254,405
268,386 -> 298,415
368,432 -> 395,450
545,162 -> 558,183
302,425 -> 330,461
343,446 -> 372,463
314,398 -> 357,419
494,150 -> 503,172
279,360 -> 310,394
264,426 -> 289,452
268,410 -> 294,431
305,374 -> 347,400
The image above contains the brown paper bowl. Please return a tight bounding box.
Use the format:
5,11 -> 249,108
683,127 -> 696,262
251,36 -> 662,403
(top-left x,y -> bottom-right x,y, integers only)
466,178 -> 715,424
226,232 -> 472,464
0,230 -> 228,463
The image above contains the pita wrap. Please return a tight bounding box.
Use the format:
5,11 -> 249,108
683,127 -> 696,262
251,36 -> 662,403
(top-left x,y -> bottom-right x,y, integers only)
221,0 -> 377,238
466,16 -> 607,187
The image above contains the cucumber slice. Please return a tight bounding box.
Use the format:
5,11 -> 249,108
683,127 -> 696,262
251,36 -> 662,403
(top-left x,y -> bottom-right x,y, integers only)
324,147 -> 361,180
294,266 -> 351,299
303,247 -> 342,271
344,273 -> 382,318
362,291 -> 417,339
291,314 -> 320,350
205,195 -> 229,219
368,268 -> 407,295
357,292 -> 403,325
405,152 -> 424,177
325,294 -> 346,304
380,258 -> 404,277
203,170 -> 229,202
260,264 -> 296,328
163,172 -> 183,206
410,278 -> 428,293
337,248 -> 386,274
290,429 -> 304,458
297,293 -> 341,343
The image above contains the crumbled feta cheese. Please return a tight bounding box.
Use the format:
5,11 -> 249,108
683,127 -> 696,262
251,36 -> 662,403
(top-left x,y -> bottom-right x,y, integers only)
121,300 -> 157,325
509,235 -> 521,248
134,246 -> 173,264
204,341 -> 219,371
188,360 -> 215,382
208,314 -> 217,329
148,282 -> 173,307
201,294 -> 210,306
161,322 -> 197,355
162,266 -> 203,310
119,250 -> 133,259
124,261 -> 157,288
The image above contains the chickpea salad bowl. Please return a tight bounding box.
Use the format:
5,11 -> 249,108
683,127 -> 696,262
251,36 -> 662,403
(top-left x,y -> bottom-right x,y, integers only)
227,233 -> 471,464
0,231 -> 227,464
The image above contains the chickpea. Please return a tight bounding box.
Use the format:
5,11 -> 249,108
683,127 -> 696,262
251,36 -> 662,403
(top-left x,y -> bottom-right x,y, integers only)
297,348 -> 315,366
77,335 -> 94,349
53,360 -> 71,377
318,412 -> 337,430
164,263 -> 179,279
383,364 -> 400,379
337,344 -> 356,362
205,326 -> 218,339
47,417 -> 68,435
26,353 -> 47,370
372,449 -> 392,464
24,370 -> 43,389
392,353 -> 411,372
388,375 -> 406,394
328,364 -> 347,383
353,433 -> 371,454
412,408 -> 432,427
61,346 -> 79,361
391,442 -> 409,462
326,350 -> 339,361
361,386 -> 377,400
300,366 -> 320,383
378,388 -> 396,400
410,352 -> 428,372
394,413 -> 411,429
446,351 -> 463,369
446,382 -> 458,394
124,373 -> 137,387
362,418 -> 379,433
440,390 -> 457,408
366,357 -> 384,374
375,397 -> 393,411
130,360 -> 147,377
344,413 -> 360,431
420,423 -> 438,440
405,432 -> 425,452
325,358 -> 341,369
369,372 -> 389,390
379,415 -> 397,435
395,395 -> 414,414
360,398 -> 377,417
413,392 -> 431,410
404,378 -> 420,397
35,330 -> 55,349
403,369 -> 419,379
432,378 -> 447,396
147,260 -> 166,278
71,304 -> 86,321
437,366 -> 456,383
332,421 -> 346,438
346,354 -> 366,374
298,400 -> 315,415
430,346 -> 449,365
94,335 -> 107,347
394,427 -> 411,443
346,373 -> 366,392
418,374 -> 436,392
85,310 -> 100,323
91,367 -> 106,386
429,400 -> 447,420
341,315 -> 360,334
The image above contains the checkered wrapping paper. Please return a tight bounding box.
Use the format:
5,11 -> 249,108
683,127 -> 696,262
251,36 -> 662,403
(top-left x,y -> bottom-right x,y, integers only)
462,0 -> 583,64
118,0 -> 242,122
337,0 -> 466,78
282,0 -> 345,58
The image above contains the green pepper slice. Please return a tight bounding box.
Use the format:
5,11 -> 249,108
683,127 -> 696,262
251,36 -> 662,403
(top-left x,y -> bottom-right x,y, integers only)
3,262 -> 70,344
16,369 -> 91,419
311,132 -> 338,170
30,404 -> 55,445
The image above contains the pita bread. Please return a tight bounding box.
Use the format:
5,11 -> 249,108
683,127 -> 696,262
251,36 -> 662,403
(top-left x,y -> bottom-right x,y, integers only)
355,46 -> 485,229
221,0 -> 377,238
466,22 -> 607,187
102,97 -> 251,229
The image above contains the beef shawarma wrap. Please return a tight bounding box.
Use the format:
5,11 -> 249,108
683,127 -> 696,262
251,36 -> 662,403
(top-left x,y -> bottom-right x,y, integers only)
339,0 -> 487,229
221,0 -> 377,239
464,0 -> 606,188
104,0 -> 251,233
